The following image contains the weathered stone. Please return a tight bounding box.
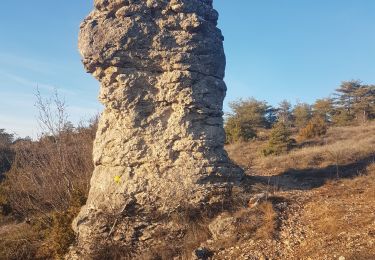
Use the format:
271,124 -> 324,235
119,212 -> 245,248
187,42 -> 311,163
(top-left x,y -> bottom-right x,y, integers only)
208,213 -> 237,240
70,0 -> 243,257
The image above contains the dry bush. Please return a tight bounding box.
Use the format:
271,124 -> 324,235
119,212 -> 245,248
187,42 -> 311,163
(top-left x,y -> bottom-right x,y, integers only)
0,90 -> 96,259
254,202 -> 277,239
235,201 -> 277,241
225,139 -> 265,170
298,116 -> 327,141
37,191 -> 86,259
0,223 -> 43,260
1,90 -> 96,219
0,195 -> 85,260
211,201 -> 277,253
3,127 -> 95,218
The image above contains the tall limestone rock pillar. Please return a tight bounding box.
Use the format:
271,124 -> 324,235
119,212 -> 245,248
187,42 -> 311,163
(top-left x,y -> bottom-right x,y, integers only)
72,0 -> 243,257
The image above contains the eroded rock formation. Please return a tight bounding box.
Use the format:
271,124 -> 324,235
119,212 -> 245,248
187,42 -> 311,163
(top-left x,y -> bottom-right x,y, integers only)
71,0 -> 243,257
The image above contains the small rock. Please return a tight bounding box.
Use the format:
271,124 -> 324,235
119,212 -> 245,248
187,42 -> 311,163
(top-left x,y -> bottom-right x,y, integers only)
194,247 -> 213,260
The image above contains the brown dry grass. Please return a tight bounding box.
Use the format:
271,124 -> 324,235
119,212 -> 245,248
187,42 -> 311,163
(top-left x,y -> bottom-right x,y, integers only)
296,163 -> 375,258
0,223 -> 41,260
227,121 -> 375,175
254,202 -> 277,240
225,122 -> 375,259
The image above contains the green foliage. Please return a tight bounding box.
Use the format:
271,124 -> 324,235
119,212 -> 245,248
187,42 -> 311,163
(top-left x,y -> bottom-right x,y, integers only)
0,191 -> 86,260
293,103 -> 312,129
225,117 -> 257,143
298,116 -> 328,141
262,122 -> 295,156
332,109 -> 354,126
0,129 -> 14,179
277,100 -> 293,126
352,84 -> 375,123
0,183 -> 12,218
225,98 -> 273,143
40,208 -> 79,258
334,80 -> 362,116
313,98 -> 334,123
332,80 -> 375,124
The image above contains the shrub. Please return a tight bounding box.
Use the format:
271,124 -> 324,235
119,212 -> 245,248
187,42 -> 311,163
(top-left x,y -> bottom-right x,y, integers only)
0,129 -> 14,180
332,110 -> 354,126
3,126 -> 95,219
1,90 -> 96,219
0,183 -> 12,219
0,90 -> 95,259
0,223 -> 43,260
293,103 -> 312,129
38,191 -> 86,259
0,190 -> 86,259
225,118 -> 256,143
225,98 -> 274,143
262,122 -> 295,156
298,116 -> 328,141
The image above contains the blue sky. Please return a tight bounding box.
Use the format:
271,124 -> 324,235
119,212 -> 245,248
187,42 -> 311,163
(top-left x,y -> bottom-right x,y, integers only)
0,1 -> 374,137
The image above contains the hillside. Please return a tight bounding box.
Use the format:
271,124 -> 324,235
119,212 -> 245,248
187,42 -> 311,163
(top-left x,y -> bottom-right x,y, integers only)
0,123 -> 374,259
221,122 -> 375,259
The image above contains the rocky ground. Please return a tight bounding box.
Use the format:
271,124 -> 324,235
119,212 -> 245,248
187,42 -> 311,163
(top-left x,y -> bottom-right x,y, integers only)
212,172 -> 375,260
213,126 -> 375,260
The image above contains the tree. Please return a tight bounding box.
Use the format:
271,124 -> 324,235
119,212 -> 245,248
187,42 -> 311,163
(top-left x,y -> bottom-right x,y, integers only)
331,80 -> 362,125
0,129 -> 14,146
225,116 -> 256,144
331,80 -> 375,125
332,110 -> 354,126
277,100 -> 292,126
262,122 -> 295,156
35,88 -> 69,137
0,129 -> 14,179
312,98 -> 334,123
334,80 -> 362,116
225,98 -> 273,143
352,85 -> 375,123
293,103 -> 312,129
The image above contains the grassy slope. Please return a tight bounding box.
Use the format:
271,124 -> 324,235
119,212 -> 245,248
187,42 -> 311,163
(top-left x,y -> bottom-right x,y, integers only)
223,122 -> 375,259
0,123 -> 374,259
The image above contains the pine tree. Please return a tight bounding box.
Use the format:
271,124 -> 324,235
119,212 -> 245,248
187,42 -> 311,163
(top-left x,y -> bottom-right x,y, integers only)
352,85 -> 375,123
313,98 -> 334,123
293,102 -> 312,129
224,98 -> 273,143
262,122 -> 294,156
277,100 -> 292,127
332,80 -> 361,124
0,129 -> 14,179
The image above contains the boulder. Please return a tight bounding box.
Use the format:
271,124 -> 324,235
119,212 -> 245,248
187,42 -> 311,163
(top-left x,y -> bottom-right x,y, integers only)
70,0 -> 243,257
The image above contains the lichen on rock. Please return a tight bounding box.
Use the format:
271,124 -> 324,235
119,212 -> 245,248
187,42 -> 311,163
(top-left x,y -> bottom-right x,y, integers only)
70,0 -> 243,257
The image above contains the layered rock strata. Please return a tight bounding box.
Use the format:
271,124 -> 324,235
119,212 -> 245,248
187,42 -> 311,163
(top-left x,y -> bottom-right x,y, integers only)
72,0 -> 243,257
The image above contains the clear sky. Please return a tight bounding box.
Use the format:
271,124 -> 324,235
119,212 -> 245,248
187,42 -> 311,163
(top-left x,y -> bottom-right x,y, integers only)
0,0 -> 374,137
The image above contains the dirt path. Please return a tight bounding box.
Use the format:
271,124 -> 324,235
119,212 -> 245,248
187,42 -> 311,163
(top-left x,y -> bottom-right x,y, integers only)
212,162 -> 375,260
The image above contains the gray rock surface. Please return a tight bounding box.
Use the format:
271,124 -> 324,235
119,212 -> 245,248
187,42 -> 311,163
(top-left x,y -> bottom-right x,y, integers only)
70,0 -> 243,257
